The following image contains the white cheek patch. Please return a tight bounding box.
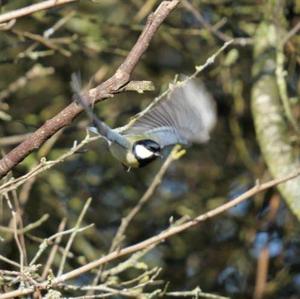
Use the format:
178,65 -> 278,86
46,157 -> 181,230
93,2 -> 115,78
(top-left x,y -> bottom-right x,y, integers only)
135,144 -> 154,159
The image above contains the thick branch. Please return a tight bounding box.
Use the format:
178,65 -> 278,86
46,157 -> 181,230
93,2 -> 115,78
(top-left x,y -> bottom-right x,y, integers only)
0,0 -> 179,178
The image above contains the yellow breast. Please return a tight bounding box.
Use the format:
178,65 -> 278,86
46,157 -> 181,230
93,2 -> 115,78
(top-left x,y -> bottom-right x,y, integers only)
109,142 -> 139,168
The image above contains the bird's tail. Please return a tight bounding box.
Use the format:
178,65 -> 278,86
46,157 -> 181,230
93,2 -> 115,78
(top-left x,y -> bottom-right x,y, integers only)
71,73 -> 130,148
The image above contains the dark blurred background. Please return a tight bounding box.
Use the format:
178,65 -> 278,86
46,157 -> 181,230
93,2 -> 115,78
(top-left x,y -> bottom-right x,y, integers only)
1,1 -> 300,298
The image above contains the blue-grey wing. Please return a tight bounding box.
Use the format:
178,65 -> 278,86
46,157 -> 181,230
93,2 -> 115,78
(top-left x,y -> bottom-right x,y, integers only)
123,78 -> 216,148
126,127 -> 188,148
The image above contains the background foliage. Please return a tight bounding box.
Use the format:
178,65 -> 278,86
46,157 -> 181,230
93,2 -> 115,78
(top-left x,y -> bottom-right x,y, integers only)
1,1 -> 300,298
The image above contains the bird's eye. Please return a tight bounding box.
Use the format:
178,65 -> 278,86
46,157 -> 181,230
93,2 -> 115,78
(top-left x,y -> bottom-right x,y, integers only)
149,144 -> 160,152
147,141 -> 160,152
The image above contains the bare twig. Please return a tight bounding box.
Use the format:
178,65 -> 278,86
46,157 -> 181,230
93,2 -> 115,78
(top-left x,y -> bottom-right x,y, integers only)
57,198 -> 92,276
4,195 -> 25,274
43,10 -> 76,38
119,266 -> 161,287
253,247 -> 269,299
12,29 -> 71,57
11,190 -> 28,266
42,218 -> 67,279
0,254 -> 20,268
2,167 -> 299,299
29,223 -> 94,267
0,214 -> 49,234
253,193 -> 280,299
90,146 -> 184,290
0,0 -> 77,24
60,284 -> 143,298
166,286 -> 228,298
101,248 -> 154,280
110,145 -> 185,251
0,0 -> 179,178
61,267 -> 162,297
0,133 -> 34,147
0,133 -> 100,196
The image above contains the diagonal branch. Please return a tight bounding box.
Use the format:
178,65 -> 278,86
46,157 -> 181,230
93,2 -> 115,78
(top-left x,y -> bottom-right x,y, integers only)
0,0 -> 78,24
1,167 -> 300,299
0,0 -> 179,178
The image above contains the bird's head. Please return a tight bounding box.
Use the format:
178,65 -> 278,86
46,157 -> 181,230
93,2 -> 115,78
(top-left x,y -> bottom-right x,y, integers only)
133,139 -> 161,166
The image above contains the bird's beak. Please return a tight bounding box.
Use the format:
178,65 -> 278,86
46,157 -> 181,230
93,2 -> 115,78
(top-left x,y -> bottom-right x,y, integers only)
155,152 -> 162,158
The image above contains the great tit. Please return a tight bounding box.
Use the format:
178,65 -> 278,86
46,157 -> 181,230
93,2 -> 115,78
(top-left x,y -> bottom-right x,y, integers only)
72,76 -> 216,170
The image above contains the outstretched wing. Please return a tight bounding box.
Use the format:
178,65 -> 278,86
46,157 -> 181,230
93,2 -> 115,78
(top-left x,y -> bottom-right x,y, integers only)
123,78 -> 216,148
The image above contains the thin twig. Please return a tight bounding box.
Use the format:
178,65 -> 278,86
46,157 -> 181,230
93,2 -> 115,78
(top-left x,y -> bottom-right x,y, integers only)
44,10 -> 76,38
48,168 -> 300,285
0,214 -> 49,234
253,246 -> 269,299
4,195 -> 25,274
0,133 -> 100,196
101,248 -> 154,280
118,267 -> 161,287
29,223 -> 94,267
42,218 -> 67,279
90,146 -> 184,290
0,254 -> 20,268
110,145 -> 185,251
12,29 -> 71,57
11,190 -> 28,266
166,286 -> 228,298
57,198 -> 92,276
63,268 -> 162,297
1,166 -> 299,299
182,0 -> 252,46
